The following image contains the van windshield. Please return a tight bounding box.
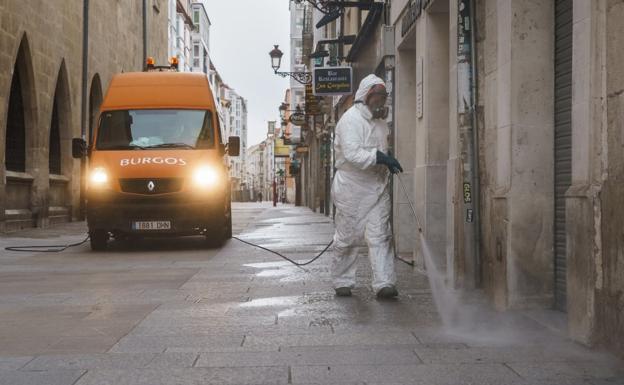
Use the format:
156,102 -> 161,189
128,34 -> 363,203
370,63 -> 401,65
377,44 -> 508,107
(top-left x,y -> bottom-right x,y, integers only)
96,109 -> 214,150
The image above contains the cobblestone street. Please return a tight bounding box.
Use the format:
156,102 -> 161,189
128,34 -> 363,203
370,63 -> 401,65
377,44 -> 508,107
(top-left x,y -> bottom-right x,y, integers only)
0,203 -> 620,384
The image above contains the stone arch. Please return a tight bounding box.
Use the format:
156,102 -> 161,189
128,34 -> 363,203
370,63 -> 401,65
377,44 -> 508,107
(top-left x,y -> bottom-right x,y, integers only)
4,33 -> 37,174
88,74 -> 103,144
49,59 -> 72,176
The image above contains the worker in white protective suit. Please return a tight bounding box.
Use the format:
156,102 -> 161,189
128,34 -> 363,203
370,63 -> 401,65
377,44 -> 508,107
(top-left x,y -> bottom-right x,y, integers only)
331,74 -> 403,299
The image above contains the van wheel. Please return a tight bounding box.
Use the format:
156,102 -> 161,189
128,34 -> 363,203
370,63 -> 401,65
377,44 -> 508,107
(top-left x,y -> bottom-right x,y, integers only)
225,202 -> 232,239
90,230 -> 109,251
204,227 -> 225,248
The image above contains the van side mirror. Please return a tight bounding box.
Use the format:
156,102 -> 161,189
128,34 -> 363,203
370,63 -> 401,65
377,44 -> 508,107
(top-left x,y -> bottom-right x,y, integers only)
72,138 -> 87,159
227,136 -> 240,157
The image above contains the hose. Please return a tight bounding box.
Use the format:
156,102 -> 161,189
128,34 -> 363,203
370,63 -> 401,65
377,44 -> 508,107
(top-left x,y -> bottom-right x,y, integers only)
233,236 -> 332,267
4,235 -> 91,253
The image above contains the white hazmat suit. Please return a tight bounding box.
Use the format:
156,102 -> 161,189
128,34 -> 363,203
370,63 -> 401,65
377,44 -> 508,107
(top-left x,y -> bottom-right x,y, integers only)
331,74 -> 396,293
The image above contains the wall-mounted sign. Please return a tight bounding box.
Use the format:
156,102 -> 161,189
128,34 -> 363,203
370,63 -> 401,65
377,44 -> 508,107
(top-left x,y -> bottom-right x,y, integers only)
289,112 -> 307,126
463,182 -> 472,203
305,84 -> 320,115
466,208 -> 474,223
401,0 -> 433,37
274,138 -> 291,158
313,67 -> 353,96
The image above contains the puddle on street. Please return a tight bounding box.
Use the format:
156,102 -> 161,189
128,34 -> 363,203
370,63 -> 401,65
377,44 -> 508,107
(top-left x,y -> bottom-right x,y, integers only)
255,269 -> 289,278
239,296 -> 300,308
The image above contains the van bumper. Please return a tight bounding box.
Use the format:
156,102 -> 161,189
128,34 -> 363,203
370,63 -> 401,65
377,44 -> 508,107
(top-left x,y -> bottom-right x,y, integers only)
86,192 -> 226,236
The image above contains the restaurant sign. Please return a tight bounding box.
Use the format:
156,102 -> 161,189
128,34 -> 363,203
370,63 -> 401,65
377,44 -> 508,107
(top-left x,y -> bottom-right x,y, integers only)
313,67 -> 353,96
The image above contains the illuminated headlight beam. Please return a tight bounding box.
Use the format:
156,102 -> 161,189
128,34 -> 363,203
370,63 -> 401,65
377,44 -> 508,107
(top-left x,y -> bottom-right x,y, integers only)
89,167 -> 108,187
193,165 -> 219,188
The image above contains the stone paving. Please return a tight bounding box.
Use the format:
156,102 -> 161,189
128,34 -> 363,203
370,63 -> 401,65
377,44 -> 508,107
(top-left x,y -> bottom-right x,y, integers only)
0,202 -> 622,384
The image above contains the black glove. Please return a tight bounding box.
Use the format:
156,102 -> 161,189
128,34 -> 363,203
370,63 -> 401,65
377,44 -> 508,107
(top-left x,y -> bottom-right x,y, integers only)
376,151 -> 403,174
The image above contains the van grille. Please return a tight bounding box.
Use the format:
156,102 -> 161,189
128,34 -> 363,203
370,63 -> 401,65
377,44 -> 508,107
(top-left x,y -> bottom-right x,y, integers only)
118,178 -> 184,195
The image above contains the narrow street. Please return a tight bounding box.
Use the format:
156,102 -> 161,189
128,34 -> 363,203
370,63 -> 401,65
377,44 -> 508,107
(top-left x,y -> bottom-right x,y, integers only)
0,203 -> 621,385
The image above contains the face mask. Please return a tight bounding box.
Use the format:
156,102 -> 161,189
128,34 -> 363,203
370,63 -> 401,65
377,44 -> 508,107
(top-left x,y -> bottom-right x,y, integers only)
372,106 -> 389,120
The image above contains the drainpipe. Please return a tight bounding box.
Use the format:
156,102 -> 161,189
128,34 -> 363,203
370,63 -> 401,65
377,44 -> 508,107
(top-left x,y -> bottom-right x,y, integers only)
457,0 -> 481,288
143,0 -> 148,65
79,0 -> 89,220
469,0 -> 482,288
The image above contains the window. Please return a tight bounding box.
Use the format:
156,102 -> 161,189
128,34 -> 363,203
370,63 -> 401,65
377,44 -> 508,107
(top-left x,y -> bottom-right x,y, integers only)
49,97 -> 61,175
193,10 -> 199,25
5,70 -> 26,172
97,109 -> 214,150
193,44 -> 200,67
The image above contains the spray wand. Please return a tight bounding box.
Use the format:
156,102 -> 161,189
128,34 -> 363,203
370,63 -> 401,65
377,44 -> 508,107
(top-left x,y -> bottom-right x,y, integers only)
395,173 -> 423,234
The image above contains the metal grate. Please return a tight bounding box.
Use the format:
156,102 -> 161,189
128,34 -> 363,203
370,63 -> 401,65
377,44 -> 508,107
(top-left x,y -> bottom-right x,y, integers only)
5,70 -> 26,172
119,178 -> 184,195
554,0 -> 573,312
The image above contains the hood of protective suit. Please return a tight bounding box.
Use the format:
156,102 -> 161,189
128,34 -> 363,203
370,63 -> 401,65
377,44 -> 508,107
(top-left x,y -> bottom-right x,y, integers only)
354,74 -> 385,103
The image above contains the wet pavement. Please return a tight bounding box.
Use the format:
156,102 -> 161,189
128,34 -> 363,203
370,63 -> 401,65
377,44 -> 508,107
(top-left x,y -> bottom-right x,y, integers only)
0,202 -> 622,384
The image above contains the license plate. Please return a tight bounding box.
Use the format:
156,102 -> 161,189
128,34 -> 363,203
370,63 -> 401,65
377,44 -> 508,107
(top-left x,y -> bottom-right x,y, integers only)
132,221 -> 171,230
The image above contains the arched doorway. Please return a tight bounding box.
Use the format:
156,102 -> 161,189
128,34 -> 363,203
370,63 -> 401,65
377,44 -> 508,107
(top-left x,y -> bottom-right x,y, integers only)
4,34 -> 37,230
48,60 -> 72,224
88,74 -> 103,144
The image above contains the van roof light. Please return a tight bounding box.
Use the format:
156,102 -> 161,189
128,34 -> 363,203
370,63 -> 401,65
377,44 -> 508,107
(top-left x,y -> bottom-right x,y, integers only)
146,57 -> 155,69
170,57 -> 179,70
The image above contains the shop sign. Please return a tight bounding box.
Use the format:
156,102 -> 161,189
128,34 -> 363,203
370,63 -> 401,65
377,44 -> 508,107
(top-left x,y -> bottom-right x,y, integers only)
274,138 -> 291,158
313,67 -> 352,96
401,0 -> 433,37
289,112 -> 307,126
305,84 -> 320,115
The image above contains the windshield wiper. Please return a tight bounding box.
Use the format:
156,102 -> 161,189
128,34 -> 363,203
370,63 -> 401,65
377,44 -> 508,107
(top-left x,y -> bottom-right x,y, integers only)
145,143 -> 195,149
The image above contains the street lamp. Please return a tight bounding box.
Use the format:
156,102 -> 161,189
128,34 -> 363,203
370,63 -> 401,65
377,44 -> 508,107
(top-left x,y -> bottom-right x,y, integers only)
269,45 -> 312,85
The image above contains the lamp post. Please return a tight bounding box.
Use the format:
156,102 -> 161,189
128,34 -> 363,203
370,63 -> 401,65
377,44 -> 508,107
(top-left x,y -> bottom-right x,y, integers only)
269,45 -> 312,85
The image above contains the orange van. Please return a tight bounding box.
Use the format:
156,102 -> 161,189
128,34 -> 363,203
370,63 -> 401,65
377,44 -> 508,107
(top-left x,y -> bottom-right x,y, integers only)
72,63 -> 239,251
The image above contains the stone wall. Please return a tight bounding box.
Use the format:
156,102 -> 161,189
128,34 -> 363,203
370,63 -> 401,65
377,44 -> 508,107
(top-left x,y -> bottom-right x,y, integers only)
0,0 -> 168,231
600,0 -> 624,358
475,0 -> 555,309
566,0 -> 624,358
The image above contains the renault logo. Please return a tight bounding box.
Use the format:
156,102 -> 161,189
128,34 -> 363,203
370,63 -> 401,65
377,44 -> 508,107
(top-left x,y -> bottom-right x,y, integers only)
147,181 -> 155,192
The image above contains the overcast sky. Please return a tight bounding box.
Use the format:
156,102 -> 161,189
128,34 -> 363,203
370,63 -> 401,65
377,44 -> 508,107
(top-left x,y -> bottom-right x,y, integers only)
203,0 -> 291,148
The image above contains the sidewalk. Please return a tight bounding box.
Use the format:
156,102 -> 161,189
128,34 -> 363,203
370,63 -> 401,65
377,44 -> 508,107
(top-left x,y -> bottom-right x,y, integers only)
0,203 -> 622,384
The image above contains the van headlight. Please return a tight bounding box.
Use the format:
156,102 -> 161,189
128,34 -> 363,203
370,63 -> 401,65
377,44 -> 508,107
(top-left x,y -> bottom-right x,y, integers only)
193,165 -> 219,188
89,167 -> 109,187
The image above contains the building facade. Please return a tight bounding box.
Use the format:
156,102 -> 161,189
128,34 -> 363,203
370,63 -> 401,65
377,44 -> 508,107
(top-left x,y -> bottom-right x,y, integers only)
389,0 -> 624,357
168,0 -> 193,72
190,2 -> 210,74
0,0 -> 168,232
247,143 -> 265,201
223,87 -> 248,199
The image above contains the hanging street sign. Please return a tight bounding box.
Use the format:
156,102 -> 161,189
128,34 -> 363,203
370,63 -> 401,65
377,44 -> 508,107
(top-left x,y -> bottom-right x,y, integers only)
313,67 -> 353,96
289,112 -> 307,126
305,84 -> 320,115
